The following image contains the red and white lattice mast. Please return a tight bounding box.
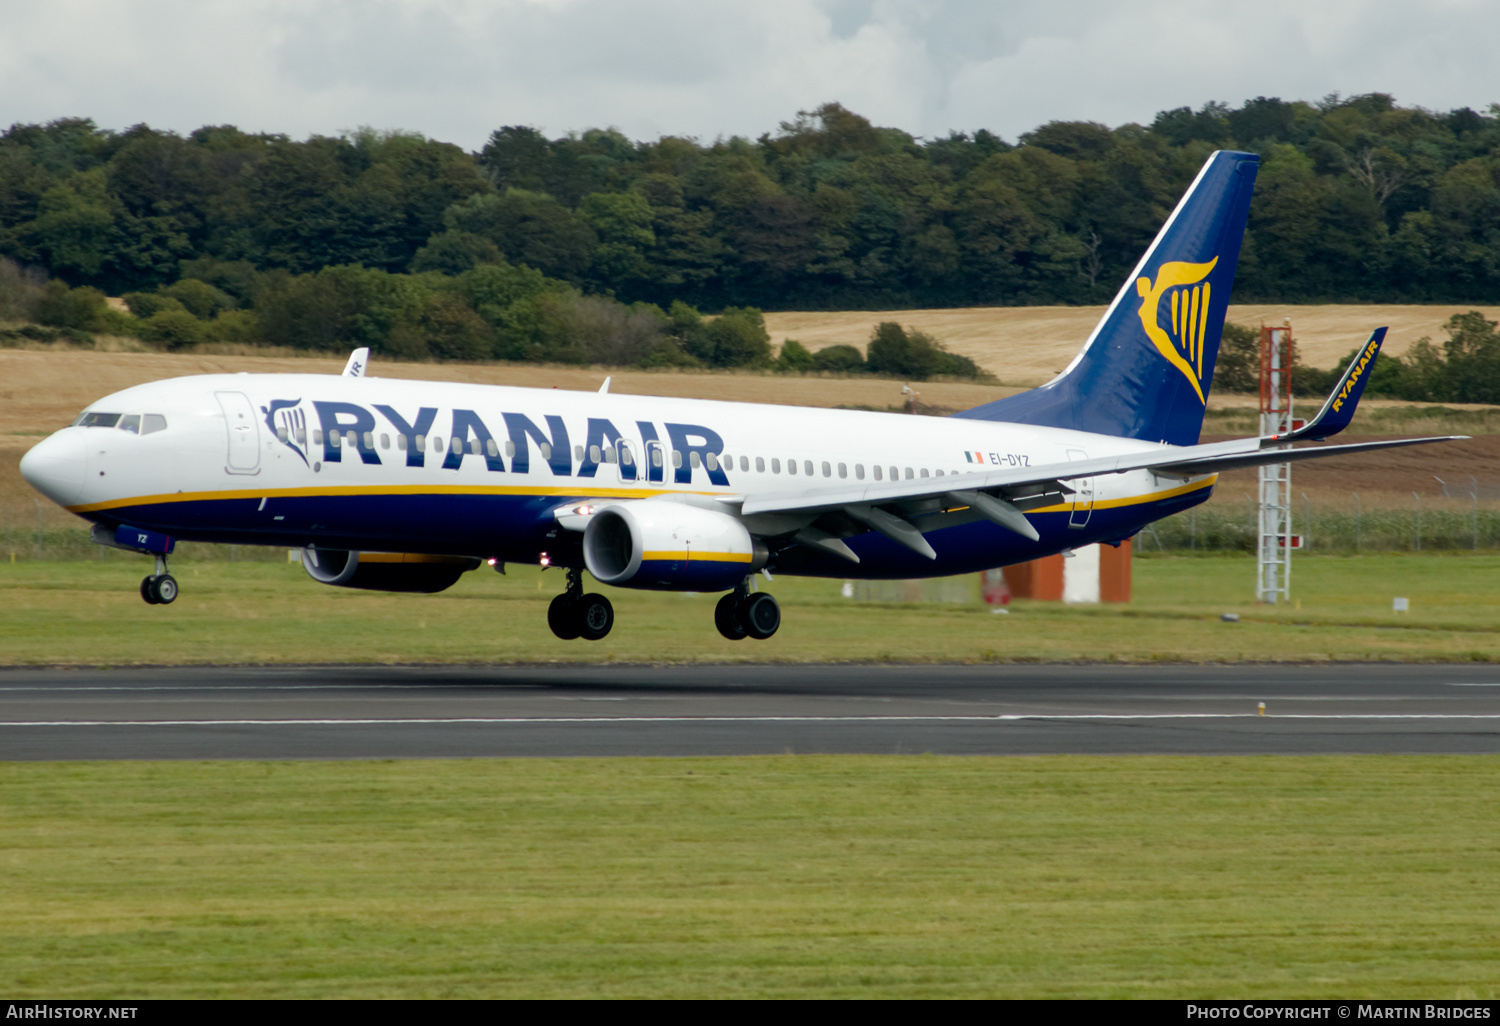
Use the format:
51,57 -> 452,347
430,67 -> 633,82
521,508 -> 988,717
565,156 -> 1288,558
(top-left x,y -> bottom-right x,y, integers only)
1257,322 -> 1295,603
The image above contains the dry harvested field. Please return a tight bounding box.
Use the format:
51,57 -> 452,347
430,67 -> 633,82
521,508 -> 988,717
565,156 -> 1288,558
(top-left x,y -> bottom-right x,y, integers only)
5,308 -> 1499,529
0,349 -> 1017,442
764,304 -> 1500,387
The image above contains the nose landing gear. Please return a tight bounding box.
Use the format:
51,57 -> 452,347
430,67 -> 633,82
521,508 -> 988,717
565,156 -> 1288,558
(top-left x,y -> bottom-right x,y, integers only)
140,555 -> 178,606
547,567 -> 614,641
715,579 -> 780,641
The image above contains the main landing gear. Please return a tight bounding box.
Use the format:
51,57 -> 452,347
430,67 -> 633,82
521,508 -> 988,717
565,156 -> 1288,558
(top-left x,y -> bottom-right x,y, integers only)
548,568 -> 614,641
140,555 -> 178,606
715,580 -> 780,641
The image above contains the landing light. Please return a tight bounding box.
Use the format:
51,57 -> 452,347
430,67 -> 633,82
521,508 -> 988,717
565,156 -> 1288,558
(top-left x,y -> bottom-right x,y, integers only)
573,504 -> 594,516
539,552 -> 551,567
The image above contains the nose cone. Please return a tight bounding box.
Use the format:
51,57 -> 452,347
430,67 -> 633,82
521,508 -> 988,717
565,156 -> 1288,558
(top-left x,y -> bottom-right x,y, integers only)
20,430 -> 87,507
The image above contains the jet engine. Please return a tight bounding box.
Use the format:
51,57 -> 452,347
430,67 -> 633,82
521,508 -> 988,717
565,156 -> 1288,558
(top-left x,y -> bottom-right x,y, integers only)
301,549 -> 481,593
583,501 -> 766,591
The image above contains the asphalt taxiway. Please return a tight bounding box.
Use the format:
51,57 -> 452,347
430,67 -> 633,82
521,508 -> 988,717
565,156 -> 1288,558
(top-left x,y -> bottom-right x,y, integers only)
2,663 -> 1498,760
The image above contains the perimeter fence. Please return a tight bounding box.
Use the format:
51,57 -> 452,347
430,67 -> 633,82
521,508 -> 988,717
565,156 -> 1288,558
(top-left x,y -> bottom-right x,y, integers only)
1141,493 -> 1500,554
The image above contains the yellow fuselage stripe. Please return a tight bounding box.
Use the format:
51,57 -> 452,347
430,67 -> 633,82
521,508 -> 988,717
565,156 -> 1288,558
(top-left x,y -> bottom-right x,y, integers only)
641,551 -> 754,563
69,476 -> 1217,519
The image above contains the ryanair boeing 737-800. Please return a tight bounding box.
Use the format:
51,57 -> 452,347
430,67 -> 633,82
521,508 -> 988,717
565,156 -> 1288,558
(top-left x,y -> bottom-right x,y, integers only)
18,151 -> 1457,642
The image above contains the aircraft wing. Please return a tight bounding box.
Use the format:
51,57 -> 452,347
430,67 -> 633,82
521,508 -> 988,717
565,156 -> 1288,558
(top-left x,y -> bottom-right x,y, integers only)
736,432 -> 1462,561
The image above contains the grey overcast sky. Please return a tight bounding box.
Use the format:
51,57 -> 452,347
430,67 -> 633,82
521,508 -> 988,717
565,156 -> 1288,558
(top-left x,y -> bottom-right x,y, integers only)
2,0 -> 1496,149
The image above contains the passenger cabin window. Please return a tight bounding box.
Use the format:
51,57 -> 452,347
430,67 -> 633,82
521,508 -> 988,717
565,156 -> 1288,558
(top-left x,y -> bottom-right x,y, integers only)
431,436 -> 444,452
651,449 -> 663,468
277,425 -> 289,443
838,463 -> 847,479
313,430 -> 324,445
787,459 -> 796,475
690,452 -> 701,469
920,468 -> 929,478
141,415 -> 167,436
856,464 -> 865,480
755,457 -> 765,473
873,466 -> 882,481
672,450 -> 683,468
117,414 -> 140,434
905,467 -> 914,479
705,453 -> 718,471
804,460 -> 814,476
397,435 -> 408,451
380,433 -> 390,450
540,443 -> 553,460
771,458 -> 781,474
741,456 -> 750,472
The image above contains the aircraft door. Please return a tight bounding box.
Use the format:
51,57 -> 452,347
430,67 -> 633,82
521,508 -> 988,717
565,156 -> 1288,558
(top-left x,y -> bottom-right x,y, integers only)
616,440 -> 638,482
216,391 -> 261,474
644,440 -> 665,483
1066,449 -> 1093,528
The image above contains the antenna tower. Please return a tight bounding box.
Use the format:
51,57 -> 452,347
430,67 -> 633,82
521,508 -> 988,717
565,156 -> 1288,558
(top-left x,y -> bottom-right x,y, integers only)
1257,322 -> 1295,603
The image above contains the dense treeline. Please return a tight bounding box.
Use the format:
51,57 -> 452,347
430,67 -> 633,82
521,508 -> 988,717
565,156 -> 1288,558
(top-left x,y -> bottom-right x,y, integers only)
5,96 -> 1500,310
1,95 -> 1498,377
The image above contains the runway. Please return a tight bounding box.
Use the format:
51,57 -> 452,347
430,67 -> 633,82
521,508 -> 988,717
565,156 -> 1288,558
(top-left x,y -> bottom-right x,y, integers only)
2,663 -> 1500,760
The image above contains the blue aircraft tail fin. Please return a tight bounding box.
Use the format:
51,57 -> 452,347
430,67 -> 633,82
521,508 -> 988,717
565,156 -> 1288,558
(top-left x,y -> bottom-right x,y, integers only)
954,150 -> 1260,446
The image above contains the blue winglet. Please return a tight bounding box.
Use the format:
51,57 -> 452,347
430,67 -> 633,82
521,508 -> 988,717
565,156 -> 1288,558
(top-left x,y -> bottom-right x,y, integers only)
1274,328 -> 1386,444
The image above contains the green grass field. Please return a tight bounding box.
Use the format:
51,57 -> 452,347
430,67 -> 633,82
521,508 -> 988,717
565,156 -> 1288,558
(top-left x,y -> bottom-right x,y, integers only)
2,756 -> 1498,998
5,554 -> 1500,997
3,551 -> 1500,665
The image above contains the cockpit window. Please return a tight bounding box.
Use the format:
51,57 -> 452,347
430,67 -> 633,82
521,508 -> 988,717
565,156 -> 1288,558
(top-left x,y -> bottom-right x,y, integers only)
118,414 -> 140,434
76,412 -> 121,428
141,414 -> 167,435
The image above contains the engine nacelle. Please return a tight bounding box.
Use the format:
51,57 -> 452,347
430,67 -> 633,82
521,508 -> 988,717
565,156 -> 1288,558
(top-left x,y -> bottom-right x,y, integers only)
301,549 -> 481,593
583,501 -> 766,591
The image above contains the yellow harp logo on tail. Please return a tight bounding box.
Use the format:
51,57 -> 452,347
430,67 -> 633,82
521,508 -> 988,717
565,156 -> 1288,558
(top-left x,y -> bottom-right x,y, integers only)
1135,256 -> 1219,405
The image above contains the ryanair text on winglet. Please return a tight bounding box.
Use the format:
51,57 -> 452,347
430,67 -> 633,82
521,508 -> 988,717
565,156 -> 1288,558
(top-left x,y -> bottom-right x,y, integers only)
1331,338 -> 1382,414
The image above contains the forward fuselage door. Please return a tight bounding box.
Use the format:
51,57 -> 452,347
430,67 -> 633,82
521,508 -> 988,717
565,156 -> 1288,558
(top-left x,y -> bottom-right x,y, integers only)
216,391 -> 261,475
1066,448 -> 1093,528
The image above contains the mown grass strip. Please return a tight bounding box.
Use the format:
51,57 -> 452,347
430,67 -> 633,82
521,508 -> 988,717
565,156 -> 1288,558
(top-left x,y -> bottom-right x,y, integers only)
5,553 -> 1500,665
1,756 -> 1498,998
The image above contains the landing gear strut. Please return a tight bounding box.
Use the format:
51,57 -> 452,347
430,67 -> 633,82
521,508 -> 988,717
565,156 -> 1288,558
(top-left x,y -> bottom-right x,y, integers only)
547,568 -> 614,641
715,579 -> 780,641
140,555 -> 178,606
